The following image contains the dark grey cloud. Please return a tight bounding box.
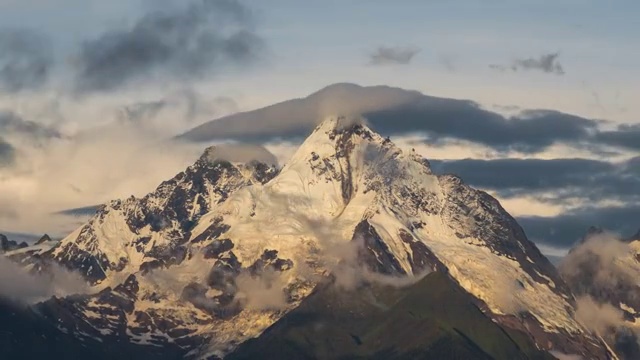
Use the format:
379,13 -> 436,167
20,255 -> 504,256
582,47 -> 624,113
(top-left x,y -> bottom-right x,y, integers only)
73,0 -> 263,92
490,52 -> 565,75
430,157 -> 640,204
119,100 -> 167,123
179,83 -> 604,154
595,124 -> 640,151
55,205 -> 101,217
517,205 -> 640,248
368,107 -> 596,153
514,53 -> 565,75
0,111 -> 61,139
118,90 -> 238,125
0,138 -> 15,167
369,46 -> 420,65
492,104 -> 521,112
0,29 -> 53,92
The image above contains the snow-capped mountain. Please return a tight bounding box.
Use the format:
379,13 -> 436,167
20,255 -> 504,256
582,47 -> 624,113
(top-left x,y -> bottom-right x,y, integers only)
3,233 -> 58,267
4,117 -> 613,359
46,145 -> 278,284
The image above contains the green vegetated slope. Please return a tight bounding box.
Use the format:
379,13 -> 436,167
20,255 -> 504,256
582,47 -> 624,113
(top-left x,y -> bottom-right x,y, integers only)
229,271 -> 555,360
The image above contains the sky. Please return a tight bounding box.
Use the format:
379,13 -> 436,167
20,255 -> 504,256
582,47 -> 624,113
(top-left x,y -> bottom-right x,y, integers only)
0,0 -> 637,254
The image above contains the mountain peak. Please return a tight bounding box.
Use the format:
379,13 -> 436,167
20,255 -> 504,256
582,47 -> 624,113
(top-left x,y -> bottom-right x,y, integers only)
314,115 -> 367,131
24,116 -> 612,358
35,233 -> 53,245
282,115 -> 411,183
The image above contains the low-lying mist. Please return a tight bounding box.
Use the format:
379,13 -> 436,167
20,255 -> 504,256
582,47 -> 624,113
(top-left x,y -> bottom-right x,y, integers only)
0,256 -> 88,304
559,232 -> 640,359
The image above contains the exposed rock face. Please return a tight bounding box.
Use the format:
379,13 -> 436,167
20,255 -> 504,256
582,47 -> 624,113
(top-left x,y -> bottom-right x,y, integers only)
0,233 -> 28,253
45,148 -> 279,284
1,118 -> 613,359
35,234 -> 54,245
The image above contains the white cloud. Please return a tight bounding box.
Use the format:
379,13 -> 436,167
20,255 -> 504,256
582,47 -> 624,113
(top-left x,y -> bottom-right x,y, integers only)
0,256 -> 88,303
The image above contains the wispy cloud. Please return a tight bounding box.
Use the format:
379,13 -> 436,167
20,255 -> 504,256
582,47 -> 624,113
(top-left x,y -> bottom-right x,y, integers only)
0,138 -> 15,167
490,52 -> 565,75
0,29 -> 53,93
72,0 -> 264,92
438,54 -> 457,72
0,256 -> 88,304
369,46 -> 420,65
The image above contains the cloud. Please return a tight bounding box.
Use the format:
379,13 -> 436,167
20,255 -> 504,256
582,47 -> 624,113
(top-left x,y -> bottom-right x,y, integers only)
234,269 -> 287,310
180,83 -> 605,154
0,138 -> 16,167
575,297 -> 626,339
0,111 -> 61,140
73,0 -> 264,92
201,143 -> 278,166
119,100 -> 167,124
369,46 -> 420,65
430,157 -> 640,204
0,81 -> 250,236
596,124 -> 640,151
0,256 -> 88,304
54,205 -> 101,217
490,52 -> 565,75
517,204 -> 640,248
0,105 -> 281,237
559,233 -> 640,358
438,54 -> 456,72
369,108 -> 597,154
559,233 -> 635,296
119,89 -> 238,128
0,118 -> 206,235
0,29 -> 53,92
514,53 -> 565,75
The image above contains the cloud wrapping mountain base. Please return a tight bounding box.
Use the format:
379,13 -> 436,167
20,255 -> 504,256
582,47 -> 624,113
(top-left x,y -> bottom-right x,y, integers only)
560,232 -> 640,359
0,255 -> 87,304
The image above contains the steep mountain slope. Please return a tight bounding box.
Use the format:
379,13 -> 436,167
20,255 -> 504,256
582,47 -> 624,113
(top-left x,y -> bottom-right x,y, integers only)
45,145 -> 278,284
2,117 -> 613,359
182,116 -> 609,358
3,236 -> 58,274
16,145 -> 281,357
229,271 -> 556,360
